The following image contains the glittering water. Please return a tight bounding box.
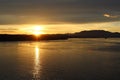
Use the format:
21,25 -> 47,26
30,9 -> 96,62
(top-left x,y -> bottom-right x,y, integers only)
0,38 -> 120,80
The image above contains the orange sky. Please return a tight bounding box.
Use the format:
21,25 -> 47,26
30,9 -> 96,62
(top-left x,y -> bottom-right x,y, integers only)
0,21 -> 120,35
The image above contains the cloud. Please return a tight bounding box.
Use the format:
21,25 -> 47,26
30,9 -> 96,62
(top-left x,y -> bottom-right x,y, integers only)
0,0 -> 119,24
104,14 -> 119,18
104,14 -> 111,18
0,28 -> 19,34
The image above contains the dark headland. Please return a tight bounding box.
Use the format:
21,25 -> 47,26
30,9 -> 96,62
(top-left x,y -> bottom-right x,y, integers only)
0,30 -> 120,41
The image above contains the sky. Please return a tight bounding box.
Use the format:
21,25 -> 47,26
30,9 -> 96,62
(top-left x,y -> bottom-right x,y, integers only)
0,0 -> 120,34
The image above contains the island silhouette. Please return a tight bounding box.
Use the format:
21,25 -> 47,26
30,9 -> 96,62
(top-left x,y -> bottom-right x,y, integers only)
0,30 -> 120,41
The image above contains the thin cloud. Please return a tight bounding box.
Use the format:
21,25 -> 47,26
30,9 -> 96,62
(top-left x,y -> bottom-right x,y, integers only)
104,14 -> 119,18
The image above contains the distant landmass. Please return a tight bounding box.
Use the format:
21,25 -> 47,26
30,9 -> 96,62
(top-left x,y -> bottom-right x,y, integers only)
69,30 -> 120,38
0,34 -> 68,41
0,30 -> 120,41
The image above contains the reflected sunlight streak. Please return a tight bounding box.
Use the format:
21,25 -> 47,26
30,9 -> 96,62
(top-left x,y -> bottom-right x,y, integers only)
33,45 -> 41,79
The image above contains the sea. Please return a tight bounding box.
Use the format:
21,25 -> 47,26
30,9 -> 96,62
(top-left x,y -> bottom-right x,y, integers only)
0,38 -> 120,80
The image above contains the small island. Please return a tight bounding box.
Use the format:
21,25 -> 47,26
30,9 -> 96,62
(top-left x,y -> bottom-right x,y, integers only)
0,30 -> 120,41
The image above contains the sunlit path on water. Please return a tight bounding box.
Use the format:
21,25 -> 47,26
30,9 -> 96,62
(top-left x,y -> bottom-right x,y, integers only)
33,44 -> 41,80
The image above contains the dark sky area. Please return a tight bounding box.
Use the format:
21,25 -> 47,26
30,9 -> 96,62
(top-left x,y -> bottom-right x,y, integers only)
0,0 -> 119,24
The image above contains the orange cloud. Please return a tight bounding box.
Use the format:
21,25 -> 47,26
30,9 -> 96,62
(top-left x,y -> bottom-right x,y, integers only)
104,14 -> 118,18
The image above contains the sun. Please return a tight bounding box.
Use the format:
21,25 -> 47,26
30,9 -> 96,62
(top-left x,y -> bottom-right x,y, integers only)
34,26 -> 42,31
34,31 -> 41,36
33,26 -> 44,36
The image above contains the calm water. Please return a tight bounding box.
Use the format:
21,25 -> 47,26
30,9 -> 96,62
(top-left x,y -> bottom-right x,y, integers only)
0,38 -> 120,80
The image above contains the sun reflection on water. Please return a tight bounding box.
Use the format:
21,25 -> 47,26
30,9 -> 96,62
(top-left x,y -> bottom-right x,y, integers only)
33,45 -> 41,79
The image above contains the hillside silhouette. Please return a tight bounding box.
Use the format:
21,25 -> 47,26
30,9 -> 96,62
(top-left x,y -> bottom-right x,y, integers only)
70,30 -> 120,38
0,30 -> 120,41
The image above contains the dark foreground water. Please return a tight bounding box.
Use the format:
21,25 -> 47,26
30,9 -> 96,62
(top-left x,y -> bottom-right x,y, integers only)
0,38 -> 120,80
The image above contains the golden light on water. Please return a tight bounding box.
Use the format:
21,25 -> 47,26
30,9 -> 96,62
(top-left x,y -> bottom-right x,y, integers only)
35,46 -> 39,61
33,45 -> 41,79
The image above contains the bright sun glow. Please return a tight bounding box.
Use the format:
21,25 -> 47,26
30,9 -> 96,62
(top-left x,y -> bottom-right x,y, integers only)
33,26 -> 44,36
20,25 -> 45,36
